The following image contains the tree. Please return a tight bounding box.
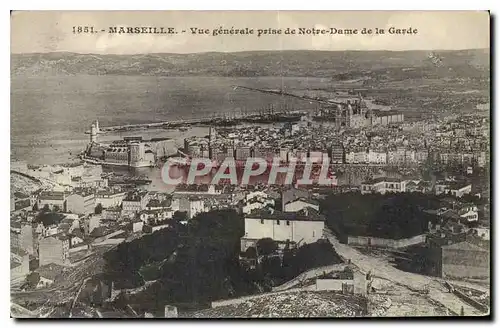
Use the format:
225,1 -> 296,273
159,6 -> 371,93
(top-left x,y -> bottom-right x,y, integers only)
42,204 -> 50,212
103,209 -> 247,308
113,292 -> 130,310
172,211 -> 188,222
320,193 -> 441,239
256,238 -> 278,256
290,241 -> 343,276
25,272 -> 40,289
35,211 -> 65,226
95,203 -> 103,214
244,247 -> 257,259
32,202 -> 38,211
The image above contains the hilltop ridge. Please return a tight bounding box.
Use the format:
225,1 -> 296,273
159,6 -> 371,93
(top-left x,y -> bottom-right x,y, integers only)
11,49 -> 489,77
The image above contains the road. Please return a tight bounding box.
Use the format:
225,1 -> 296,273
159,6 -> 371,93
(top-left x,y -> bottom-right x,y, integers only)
324,229 -> 485,316
69,277 -> 91,318
444,279 -> 490,294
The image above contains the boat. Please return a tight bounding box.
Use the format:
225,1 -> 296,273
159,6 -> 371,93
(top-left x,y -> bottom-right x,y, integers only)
241,113 -> 302,124
109,176 -> 152,186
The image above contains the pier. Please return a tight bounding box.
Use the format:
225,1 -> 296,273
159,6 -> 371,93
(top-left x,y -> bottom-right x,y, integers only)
85,111 -> 310,134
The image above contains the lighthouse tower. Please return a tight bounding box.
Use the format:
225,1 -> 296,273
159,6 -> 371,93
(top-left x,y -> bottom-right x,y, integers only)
90,123 -> 98,143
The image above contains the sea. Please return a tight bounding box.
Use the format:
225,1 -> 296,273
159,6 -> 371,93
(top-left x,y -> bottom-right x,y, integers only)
12,75 -> 342,190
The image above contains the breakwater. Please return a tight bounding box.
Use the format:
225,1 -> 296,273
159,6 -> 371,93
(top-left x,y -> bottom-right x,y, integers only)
85,111 -> 308,134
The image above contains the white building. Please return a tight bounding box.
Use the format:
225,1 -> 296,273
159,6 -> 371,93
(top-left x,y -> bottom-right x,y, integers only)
368,150 -> 387,165
283,198 -> 319,213
170,198 -> 180,212
38,235 -> 70,266
245,191 -> 269,202
122,191 -> 151,213
146,198 -> 173,211
57,217 -> 81,235
11,223 -> 34,255
178,197 -> 206,219
361,177 -> 407,195
240,208 -> 325,252
473,227 -> 490,241
435,182 -> 472,198
242,191 -> 275,215
242,199 -> 275,215
150,224 -> 170,233
473,151 -> 487,168
415,150 -> 428,163
345,150 -> 368,164
66,190 -> 96,215
84,215 -> 101,235
308,151 -> 327,163
44,225 -> 59,237
96,190 -> 126,208
404,149 -> 417,164
174,184 -> 223,196
38,191 -> 66,212
458,204 -> 479,222
10,251 -> 30,280
36,276 -> 55,289
139,209 -> 173,224
69,233 -> 85,248
131,220 -> 144,233
65,164 -> 86,178
387,148 -> 406,165
102,208 -> 122,221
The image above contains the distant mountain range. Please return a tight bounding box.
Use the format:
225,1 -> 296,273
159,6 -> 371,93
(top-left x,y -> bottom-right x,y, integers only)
11,49 -> 490,78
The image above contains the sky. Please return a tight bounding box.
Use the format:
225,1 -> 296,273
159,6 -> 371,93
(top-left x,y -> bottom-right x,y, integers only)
11,11 -> 490,54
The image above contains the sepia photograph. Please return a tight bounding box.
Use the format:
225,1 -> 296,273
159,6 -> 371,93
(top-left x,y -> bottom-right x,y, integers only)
9,10 -> 491,318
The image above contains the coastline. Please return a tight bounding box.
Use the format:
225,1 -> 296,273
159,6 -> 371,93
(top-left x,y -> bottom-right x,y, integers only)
80,156 -> 155,168
84,112 -> 306,135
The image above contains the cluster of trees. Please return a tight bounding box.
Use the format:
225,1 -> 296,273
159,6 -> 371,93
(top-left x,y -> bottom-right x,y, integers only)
102,209 -> 343,314
102,221 -> 187,289
243,238 -> 344,288
320,192 -> 442,239
95,203 -> 103,214
103,209 -> 250,312
34,210 -> 65,226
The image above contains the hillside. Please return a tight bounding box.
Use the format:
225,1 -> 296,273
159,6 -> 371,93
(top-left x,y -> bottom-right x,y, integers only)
184,290 -> 367,318
11,49 -> 489,77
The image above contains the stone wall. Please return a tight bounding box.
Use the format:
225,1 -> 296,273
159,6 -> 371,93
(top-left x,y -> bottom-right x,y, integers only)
315,279 -> 352,291
347,234 -> 426,248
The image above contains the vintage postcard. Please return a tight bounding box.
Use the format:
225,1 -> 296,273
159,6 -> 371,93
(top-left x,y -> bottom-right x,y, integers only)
10,11 -> 490,318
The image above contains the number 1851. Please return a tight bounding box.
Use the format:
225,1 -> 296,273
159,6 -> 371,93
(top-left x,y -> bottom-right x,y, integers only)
73,26 -> 96,34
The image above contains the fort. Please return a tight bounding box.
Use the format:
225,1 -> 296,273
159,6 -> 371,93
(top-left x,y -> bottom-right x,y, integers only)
82,120 -> 173,168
